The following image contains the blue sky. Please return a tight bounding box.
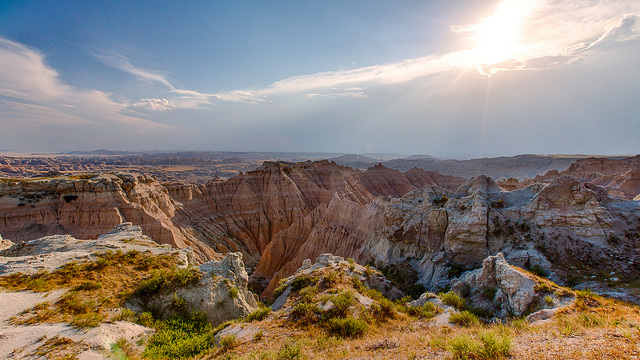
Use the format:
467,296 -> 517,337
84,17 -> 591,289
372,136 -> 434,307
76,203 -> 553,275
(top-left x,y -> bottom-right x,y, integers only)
1,0 -> 639,158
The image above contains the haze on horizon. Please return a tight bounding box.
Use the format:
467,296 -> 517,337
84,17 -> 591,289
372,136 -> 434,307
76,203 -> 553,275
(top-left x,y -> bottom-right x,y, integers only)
1,0 -> 639,159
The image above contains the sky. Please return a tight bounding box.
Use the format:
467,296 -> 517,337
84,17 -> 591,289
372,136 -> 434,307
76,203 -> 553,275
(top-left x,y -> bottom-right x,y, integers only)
0,0 -> 639,159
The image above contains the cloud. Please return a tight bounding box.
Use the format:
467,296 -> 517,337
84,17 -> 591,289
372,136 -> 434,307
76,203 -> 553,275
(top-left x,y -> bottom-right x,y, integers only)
211,90 -> 266,104
0,36 -> 166,131
305,91 -> 367,100
171,89 -> 217,109
93,51 -> 175,90
128,98 -> 176,112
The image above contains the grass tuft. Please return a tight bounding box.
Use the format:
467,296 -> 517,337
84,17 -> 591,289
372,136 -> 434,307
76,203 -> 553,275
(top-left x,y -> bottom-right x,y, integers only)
327,317 -> 368,338
440,291 -> 466,310
245,307 -> 271,322
449,311 -> 481,327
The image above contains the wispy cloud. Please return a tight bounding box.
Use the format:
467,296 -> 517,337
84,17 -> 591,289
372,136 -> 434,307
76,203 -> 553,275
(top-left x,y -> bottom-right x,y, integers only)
93,51 -> 176,90
0,37 -> 166,129
209,0 -> 640,98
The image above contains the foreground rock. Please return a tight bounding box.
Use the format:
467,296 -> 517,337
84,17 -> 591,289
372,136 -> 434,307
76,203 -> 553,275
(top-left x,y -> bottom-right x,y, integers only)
0,222 -> 188,275
144,252 -> 259,326
450,253 -> 574,318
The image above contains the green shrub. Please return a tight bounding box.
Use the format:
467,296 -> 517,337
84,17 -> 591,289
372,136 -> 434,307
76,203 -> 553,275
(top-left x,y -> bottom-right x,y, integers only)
530,265 -> 548,278
229,286 -> 239,298
114,308 -> 137,322
325,291 -> 353,319
323,270 -> 339,286
440,291 -> 465,309
433,196 -> 449,207
534,282 -> 553,293
290,275 -> 318,291
449,335 -> 481,360
273,278 -> 289,299
246,307 -> 271,322
448,263 -> 466,277
136,268 -> 202,297
254,331 -> 264,341
327,317 -> 368,338
57,292 -> 95,315
299,285 -> 318,303
276,340 -> 304,360
220,334 -> 238,351
449,311 -> 481,327
544,295 -> 554,305
468,306 -> 493,319
448,331 -> 511,360
406,302 -> 438,318
482,286 -> 497,299
143,318 -> 214,359
291,302 -> 322,325
372,298 -> 397,321
137,312 -> 155,327
373,261 -> 425,299
73,281 -> 102,291
478,331 -> 511,358
173,268 -> 203,287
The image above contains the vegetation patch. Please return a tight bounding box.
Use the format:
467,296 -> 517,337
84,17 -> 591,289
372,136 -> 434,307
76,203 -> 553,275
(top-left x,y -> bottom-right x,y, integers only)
143,314 -> 215,359
327,317 -> 368,338
448,331 -> 511,360
449,311 -> 482,327
245,306 -> 271,322
1,250 -> 187,328
440,291 -> 466,310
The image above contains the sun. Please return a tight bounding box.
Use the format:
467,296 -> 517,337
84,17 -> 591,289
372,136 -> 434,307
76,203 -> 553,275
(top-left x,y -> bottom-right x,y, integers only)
474,13 -> 520,64
470,0 -> 542,65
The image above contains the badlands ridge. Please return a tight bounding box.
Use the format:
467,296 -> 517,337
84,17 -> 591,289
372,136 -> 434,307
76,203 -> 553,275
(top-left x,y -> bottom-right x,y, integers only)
1,156 -> 639,301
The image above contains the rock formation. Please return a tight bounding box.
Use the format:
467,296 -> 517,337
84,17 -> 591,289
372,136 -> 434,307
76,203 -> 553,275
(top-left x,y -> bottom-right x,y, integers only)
498,155 -> 640,199
1,158 -> 639,303
0,173 -> 218,261
146,252 -> 259,326
0,222 -> 188,275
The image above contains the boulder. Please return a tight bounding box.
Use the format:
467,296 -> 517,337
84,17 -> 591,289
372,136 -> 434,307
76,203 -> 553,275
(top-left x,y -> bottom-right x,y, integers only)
151,252 -> 259,326
451,253 -> 535,317
0,234 -> 12,251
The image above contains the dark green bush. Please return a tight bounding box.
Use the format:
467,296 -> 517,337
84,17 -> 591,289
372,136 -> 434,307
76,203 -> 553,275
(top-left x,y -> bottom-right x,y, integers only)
530,265 -> 548,278
482,286 -> 497,299
290,275 -> 319,291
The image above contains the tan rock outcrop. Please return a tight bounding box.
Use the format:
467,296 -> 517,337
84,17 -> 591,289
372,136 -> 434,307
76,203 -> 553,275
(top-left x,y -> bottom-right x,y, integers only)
450,253 -> 574,318
152,252 -> 259,326
0,173 -> 217,261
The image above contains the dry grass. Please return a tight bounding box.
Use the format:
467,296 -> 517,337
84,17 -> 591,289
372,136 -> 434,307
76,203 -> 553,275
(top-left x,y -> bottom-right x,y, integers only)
1,250 -> 187,327
29,335 -> 90,360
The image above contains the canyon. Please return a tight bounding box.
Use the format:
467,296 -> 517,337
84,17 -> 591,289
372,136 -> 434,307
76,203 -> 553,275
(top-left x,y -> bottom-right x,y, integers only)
1,155 -> 639,302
